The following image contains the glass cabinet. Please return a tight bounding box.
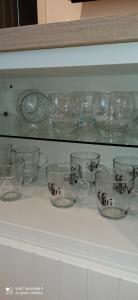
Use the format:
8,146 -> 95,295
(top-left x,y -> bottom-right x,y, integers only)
0,42 -> 138,148
0,38 -> 138,296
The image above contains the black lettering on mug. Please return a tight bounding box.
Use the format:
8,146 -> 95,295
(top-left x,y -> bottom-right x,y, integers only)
48,182 -> 61,196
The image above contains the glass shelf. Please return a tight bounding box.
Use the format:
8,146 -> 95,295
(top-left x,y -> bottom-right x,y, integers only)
0,41 -> 138,148
0,114 -> 138,147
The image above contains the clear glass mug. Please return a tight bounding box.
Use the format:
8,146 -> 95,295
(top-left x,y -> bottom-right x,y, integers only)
70,151 -> 100,203
95,168 -> 134,219
47,163 -> 79,208
70,151 -> 100,187
113,156 -> 138,214
13,146 -> 47,184
0,157 -> 24,201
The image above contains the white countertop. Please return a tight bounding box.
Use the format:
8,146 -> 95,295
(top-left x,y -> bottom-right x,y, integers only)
0,173 -> 137,273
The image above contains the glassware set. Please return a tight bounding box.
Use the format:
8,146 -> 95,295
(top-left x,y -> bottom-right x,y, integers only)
0,143 -> 138,220
16,90 -> 138,143
47,151 -> 138,220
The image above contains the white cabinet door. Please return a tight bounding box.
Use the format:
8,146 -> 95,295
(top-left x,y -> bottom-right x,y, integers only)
88,269 -> 119,300
10,247 -> 33,299
59,261 -> 87,300
33,253 -> 59,300
118,278 -> 138,300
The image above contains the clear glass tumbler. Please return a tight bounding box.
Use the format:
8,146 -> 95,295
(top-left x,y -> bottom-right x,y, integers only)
113,156 -> 138,214
95,168 -> 134,219
0,158 -> 24,201
47,163 -> 79,208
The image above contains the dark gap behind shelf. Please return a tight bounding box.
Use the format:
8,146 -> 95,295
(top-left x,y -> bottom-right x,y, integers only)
0,0 -> 38,29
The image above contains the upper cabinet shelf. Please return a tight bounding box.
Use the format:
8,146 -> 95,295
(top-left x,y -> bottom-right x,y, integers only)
0,31 -> 138,147
0,13 -> 138,52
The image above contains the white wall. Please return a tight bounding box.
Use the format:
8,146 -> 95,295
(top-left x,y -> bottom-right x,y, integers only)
38,0 -> 138,24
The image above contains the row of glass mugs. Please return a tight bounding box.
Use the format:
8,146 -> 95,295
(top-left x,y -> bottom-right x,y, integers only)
0,144 -> 47,201
17,90 -> 138,138
1,144 -> 138,219
47,152 -> 138,219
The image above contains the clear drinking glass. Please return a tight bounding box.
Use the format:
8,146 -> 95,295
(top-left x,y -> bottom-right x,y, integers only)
113,156 -> 138,214
70,151 -> 100,187
13,146 -> 47,184
47,163 -> 79,208
91,92 -> 135,137
71,92 -> 99,142
0,158 -> 24,201
48,92 -> 85,136
95,168 -> 134,219
84,91 -> 100,125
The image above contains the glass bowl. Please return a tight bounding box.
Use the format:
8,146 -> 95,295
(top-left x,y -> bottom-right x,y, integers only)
91,91 -> 135,137
16,90 -> 49,123
48,92 -> 85,136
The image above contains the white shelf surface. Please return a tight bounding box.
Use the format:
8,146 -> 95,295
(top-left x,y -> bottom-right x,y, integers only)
0,173 -> 137,274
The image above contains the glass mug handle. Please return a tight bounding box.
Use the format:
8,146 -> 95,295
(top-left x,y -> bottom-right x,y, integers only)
22,152 -> 47,184
14,156 -> 33,185
128,189 -> 138,215
39,152 -> 47,169
22,160 -> 33,185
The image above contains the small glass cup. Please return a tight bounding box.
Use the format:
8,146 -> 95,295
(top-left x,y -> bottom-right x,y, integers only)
47,163 -> 79,208
95,168 -> 134,219
70,151 -> 100,187
13,146 -> 47,184
0,158 -> 24,201
113,156 -> 138,214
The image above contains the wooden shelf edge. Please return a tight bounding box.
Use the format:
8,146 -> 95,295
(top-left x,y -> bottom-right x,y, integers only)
0,13 -> 138,52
